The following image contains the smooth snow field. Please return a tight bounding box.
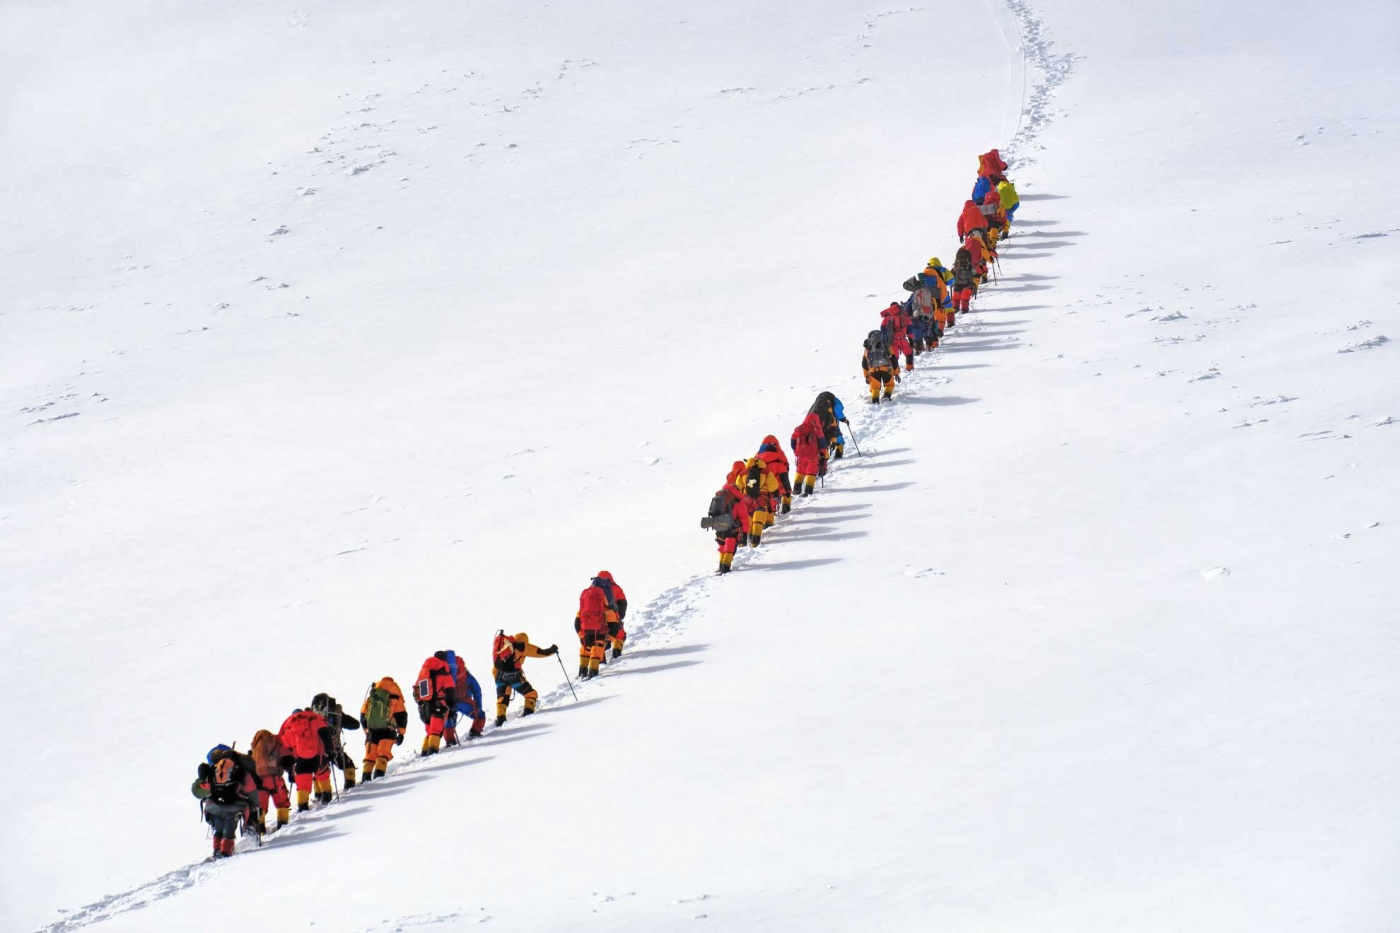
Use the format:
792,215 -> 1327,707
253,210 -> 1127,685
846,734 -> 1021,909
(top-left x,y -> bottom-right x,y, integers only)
3,0 -> 1398,930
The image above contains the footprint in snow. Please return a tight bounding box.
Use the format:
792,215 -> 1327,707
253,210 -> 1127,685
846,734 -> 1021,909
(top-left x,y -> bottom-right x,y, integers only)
1199,566 -> 1230,580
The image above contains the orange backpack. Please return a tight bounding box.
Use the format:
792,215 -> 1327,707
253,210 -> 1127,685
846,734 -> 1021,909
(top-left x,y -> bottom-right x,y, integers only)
250,729 -> 280,776
212,756 -> 238,789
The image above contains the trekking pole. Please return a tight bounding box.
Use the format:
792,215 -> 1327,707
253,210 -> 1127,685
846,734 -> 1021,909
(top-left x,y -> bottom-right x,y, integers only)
555,653 -> 580,701
843,419 -> 863,457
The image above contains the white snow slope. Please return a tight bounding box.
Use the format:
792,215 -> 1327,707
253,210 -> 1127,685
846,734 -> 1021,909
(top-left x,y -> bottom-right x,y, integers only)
3,0 -> 1398,930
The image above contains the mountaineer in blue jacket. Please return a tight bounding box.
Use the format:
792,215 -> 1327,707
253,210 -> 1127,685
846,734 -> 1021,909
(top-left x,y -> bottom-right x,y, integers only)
971,174 -> 995,205
442,650 -> 485,744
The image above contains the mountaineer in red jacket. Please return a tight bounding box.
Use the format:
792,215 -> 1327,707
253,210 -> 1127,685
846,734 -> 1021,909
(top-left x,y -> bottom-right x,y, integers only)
881,302 -> 915,373
414,651 -> 458,757
790,412 -> 828,498
957,199 -> 988,240
276,708 -> 333,812
575,577 -> 611,679
703,482 -> 751,574
594,570 -> 629,659
978,148 -> 1008,180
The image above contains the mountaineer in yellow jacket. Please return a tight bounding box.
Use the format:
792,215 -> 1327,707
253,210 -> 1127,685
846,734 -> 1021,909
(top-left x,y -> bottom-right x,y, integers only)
738,455 -> 782,545
996,179 -> 1019,223
492,631 -> 558,726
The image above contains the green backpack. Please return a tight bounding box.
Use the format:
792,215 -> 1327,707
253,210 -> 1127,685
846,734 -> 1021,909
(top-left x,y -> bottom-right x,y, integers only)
365,685 -> 394,731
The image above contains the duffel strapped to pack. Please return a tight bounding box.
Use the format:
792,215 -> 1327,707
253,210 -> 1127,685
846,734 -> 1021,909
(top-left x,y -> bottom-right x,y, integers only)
700,493 -> 739,533
865,328 -> 890,364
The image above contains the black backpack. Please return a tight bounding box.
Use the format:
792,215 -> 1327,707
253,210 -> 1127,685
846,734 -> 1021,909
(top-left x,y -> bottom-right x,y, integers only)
701,494 -> 738,533
745,463 -> 763,496
953,250 -> 975,288
865,329 -> 889,361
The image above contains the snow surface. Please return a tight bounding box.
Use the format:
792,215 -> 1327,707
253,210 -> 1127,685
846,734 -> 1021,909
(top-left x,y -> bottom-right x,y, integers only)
3,0 -> 1398,930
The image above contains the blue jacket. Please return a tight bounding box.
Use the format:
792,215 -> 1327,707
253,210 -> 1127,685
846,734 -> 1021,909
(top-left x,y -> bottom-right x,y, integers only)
444,651 -> 483,716
971,176 -> 993,204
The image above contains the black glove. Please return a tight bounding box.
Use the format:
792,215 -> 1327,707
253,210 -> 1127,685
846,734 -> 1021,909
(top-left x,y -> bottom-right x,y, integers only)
417,701 -> 431,724
197,762 -> 212,781
359,716 -> 368,731
543,644 -> 559,656
394,731 -> 404,746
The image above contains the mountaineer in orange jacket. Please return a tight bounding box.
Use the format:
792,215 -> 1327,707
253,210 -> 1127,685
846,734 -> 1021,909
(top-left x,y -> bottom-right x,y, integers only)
249,729 -> 291,832
414,652 -> 458,757
862,329 -> 896,403
493,631 -> 558,726
756,436 -> 792,514
964,234 -> 990,281
359,676 -> 408,781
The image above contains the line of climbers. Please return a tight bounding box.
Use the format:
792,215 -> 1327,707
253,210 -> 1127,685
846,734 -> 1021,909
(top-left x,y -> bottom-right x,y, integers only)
701,391 -> 849,574
190,146 -> 1023,857
861,148 -> 1018,403
191,572 -> 631,859
704,148 -> 1020,568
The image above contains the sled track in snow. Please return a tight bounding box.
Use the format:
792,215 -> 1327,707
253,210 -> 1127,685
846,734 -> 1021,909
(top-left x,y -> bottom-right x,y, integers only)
35,2 -> 1074,929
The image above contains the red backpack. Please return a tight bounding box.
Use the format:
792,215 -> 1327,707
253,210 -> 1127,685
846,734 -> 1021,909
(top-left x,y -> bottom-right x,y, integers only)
492,632 -> 515,667
578,586 -> 608,628
280,711 -> 323,759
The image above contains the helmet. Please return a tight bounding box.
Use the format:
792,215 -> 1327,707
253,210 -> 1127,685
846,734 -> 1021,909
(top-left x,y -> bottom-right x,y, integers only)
206,743 -> 231,764
928,256 -> 941,268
